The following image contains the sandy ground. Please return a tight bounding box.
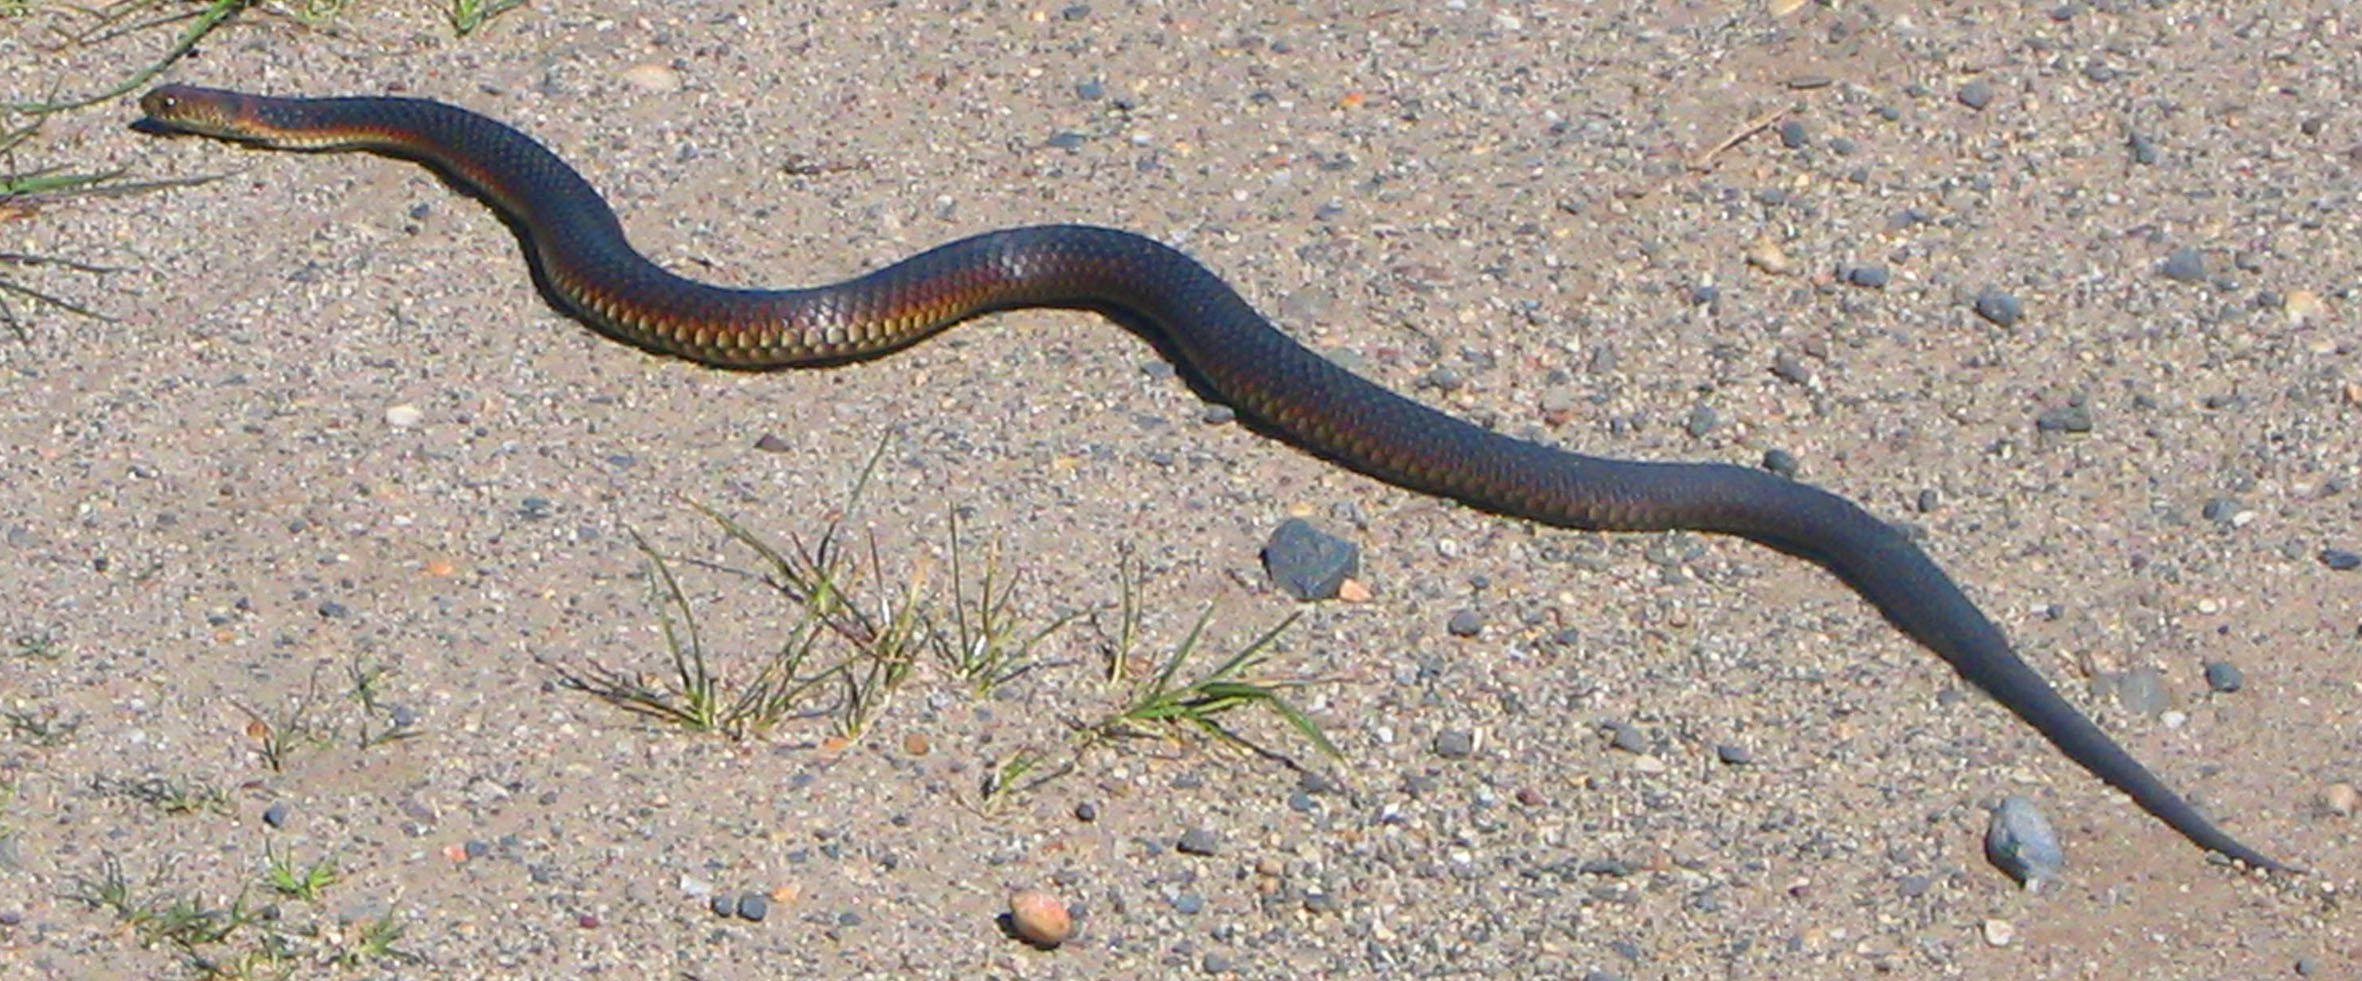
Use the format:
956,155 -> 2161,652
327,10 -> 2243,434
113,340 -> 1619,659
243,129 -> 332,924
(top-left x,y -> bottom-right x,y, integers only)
2,1 -> 2357,978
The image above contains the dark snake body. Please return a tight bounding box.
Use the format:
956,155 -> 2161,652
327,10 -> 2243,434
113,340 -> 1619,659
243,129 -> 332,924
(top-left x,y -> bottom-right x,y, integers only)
136,84 -> 2285,871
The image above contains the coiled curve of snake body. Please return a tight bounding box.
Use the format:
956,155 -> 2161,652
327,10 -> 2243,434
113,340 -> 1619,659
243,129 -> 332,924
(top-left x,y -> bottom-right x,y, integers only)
137,83 -> 2287,872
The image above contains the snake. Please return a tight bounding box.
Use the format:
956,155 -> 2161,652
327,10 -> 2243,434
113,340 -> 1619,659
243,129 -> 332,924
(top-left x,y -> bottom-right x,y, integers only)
135,83 -> 2288,873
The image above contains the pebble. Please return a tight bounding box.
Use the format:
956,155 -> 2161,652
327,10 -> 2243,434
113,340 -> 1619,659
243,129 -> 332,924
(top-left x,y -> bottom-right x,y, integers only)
2109,666 -> 2173,717
1715,744 -> 1753,765
618,64 -> 684,93
709,894 -> 735,917
2128,132 -> 2159,165
1075,802 -> 1098,822
1745,235 -> 1792,275
1957,81 -> 1994,110
2319,549 -> 2360,571
1684,403 -> 1720,439
1005,888 -> 1073,947
1177,828 -> 1221,855
1974,289 -> 2024,326
1843,264 -> 1890,288
1259,519 -> 1360,601
736,892 -> 768,922
1760,449 -> 1799,478
2202,661 -> 2245,693
383,404 -> 423,428
1446,609 -> 1483,637
262,801 -> 290,828
1982,918 -> 2017,947
1778,119 -> 1808,149
1434,729 -> 1475,759
2034,404 -> 2092,433
2161,247 -> 2208,283
2283,289 -> 2325,325
1172,891 -> 1205,914
2321,782 -> 2359,817
1985,795 -> 2066,887
1770,352 -> 1814,387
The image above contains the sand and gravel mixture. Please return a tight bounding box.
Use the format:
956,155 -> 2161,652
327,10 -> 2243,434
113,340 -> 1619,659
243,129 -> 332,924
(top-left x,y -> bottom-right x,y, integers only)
2,1 -> 2357,978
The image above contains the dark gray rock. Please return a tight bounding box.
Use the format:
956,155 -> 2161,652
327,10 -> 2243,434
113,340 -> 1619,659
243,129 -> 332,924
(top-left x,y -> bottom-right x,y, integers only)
1260,519 -> 1360,600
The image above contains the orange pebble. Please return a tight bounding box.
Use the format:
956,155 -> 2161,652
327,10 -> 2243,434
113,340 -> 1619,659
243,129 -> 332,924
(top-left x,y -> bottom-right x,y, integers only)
1008,889 -> 1072,948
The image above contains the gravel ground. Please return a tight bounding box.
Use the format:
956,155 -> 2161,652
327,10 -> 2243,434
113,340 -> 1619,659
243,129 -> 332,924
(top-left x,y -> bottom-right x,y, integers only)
3,2 -> 2357,978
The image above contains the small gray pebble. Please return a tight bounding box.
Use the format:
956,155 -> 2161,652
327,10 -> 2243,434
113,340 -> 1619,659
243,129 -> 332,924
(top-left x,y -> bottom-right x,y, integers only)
2161,247 -> 2208,283
1898,874 -> 1934,898
736,893 -> 768,922
2202,497 -> 2242,526
262,802 -> 290,828
1606,722 -> 1647,754
1177,828 -> 1221,856
1075,802 -> 1098,822
1761,449 -> 1799,478
1446,609 -> 1483,637
1957,81 -> 1994,110
0,909 -> 19,926
2203,661 -> 2244,693
1715,744 -> 1753,765
1200,404 -> 1235,425
1770,352 -> 1813,386
464,839 -> 489,859
1172,891 -> 1205,914
1778,119 -> 1808,149
709,894 -> 735,917
1424,366 -> 1465,392
1046,131 -> 1086,150
2110,666 -> 2173,717
1985,795 -> 2066,886
1684,403 -> 1720,439
1259,519 -> 1360,601
1843,265 -> 1890,288
520,496 -> 553,519
2034,405 -> 2092,433
1974,289 -> 2023,326
1434,729 -> 1475,760
317,601 -> 350,619
1689,284 -> 1719,306
1915,488 -> 1942,513
2128,132 -> 2159,165
1202,953 -> 1233,973
2320,549 -> 2360,571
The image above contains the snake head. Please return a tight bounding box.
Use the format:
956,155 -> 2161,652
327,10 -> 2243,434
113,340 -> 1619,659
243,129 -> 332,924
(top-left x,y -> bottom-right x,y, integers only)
138,85 -> 287,144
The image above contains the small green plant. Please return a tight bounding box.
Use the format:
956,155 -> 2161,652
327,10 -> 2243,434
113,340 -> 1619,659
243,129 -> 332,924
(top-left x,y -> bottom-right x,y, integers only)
63,852 -> 143,921
335,909 -> 410,968
343,656 -> 420,750
90,774 -> 232,816
554,438 -> 937,742
1091,606 -> 1339,760
2,705 -> 80,746
235,673 -> 335,773
968,746 -> 1075,814
447,0 -> 525,35
928,513 -> 1080,697
261,843 -> 338,902
7,629 -> 65,660
6,0 -> 255,114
